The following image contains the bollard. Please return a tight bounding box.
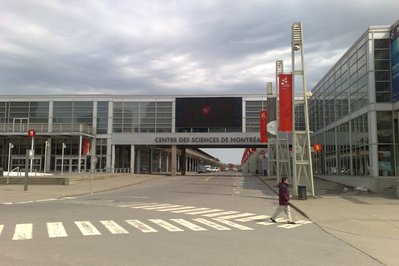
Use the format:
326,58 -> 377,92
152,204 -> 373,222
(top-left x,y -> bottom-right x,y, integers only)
298,185 -> 307,200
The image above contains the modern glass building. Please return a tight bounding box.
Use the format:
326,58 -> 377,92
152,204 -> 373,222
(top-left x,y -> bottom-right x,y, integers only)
310,20 -> 399,192
0,95 -> 267,176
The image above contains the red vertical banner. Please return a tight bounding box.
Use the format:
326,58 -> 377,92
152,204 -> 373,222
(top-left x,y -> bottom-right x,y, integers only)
278,73 -> 293,132
259,110 -> 267,143
82,138 -> 92,155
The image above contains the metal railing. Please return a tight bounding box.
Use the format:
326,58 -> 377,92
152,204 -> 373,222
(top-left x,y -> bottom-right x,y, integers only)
0,123 -> 94,135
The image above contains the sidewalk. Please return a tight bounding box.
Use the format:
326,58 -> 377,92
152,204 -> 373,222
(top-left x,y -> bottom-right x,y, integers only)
0,173 -> 160,204
260,176 -> 399,266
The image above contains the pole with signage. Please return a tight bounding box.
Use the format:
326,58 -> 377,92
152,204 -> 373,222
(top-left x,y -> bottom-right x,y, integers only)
7,143 -> 14,184
24,149 -> 29,191
44,141 -> 49,174
61,143 -> 66,175
27,129 -> 36,173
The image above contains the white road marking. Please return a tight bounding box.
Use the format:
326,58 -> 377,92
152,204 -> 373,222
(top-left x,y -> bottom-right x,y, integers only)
75,221 -> 101,236
125,220 -> 157,233
213,218 -> 254,230
185,209 -> 224,215
171,207 -> 199,213
117,203 -> 148,208
193,218 -> 231,231
47,222 -> 68,238
156,206 -> 195,212
278,224 -> 302,229
217,213 -> 255,220
100,220 -> 129,234
144,205 -> 182,210
131,203 -> 166,209
256,221 -> 275,226
172,207 -> 209,213
295,220 -> 312,224
36,198 -> 57,202
202,211 -> 239,217
0,225 -> 4,235
149,219 -> 184,232
170,219 -> 207,231
13,223 -> 33,240
235,215 -> 270,222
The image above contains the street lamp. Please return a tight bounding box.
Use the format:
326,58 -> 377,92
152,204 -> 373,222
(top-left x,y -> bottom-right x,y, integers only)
291,22 -> 314,197
7,143 -> 14,184
61,143 -> 66,175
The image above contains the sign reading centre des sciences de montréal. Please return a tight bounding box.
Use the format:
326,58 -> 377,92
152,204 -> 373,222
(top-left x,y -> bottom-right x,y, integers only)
112,133 -> 263,146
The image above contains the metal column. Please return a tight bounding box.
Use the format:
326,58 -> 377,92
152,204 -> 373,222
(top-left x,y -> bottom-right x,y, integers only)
291,22 -> 314,197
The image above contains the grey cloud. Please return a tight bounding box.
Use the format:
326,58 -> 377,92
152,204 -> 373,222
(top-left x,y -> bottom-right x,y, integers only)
0,0 -> 398,95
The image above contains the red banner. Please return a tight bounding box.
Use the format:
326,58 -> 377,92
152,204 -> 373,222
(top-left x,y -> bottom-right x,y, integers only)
82,138 -> 92,156
278,73 -> 293,132
259,110 -> 267,143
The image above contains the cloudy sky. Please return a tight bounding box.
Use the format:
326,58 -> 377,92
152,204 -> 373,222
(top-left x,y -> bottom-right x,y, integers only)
1,0 -> 398,163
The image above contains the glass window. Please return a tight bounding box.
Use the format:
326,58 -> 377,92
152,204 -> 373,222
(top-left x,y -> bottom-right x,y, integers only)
377,111 -> 393,143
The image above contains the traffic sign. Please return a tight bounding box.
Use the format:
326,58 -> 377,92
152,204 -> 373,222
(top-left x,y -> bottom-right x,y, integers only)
28,129 -> 36,137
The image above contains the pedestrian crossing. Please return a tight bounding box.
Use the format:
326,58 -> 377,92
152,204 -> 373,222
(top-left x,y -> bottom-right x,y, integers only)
1,218 -> 251,241
0,216 -> 312,241
124,202 -> 313,229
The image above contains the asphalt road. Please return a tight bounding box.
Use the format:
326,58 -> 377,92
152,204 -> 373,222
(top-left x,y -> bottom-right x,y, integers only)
0,172 -> 382,266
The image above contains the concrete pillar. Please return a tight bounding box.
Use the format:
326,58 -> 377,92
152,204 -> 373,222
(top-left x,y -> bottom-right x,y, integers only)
159,150 -> 162,172
90,138 -> 97,172
111,144 -> 115,173
181,148 -> 186,175
137,149 -> 141,174
171,145 -> 177,176
131,145 -> 135,174
166,152 -> 170,172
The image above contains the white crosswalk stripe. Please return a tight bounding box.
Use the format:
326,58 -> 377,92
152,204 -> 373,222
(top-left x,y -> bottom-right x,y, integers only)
13,223 -> 33,240
193,218 -> 231,231
149,219 -> 184,232
125,219 -> 158,233
185,209 -> 223,215
47,222 -> 68,238
212,218 -> 254,230
0,225 -> 4,236
156,206 -> 196,212
235,215 -> 270,222
131,203 -> 167,209
75,221 -> 101,236
142,205 -> 182,210
170,207 -> 199,213
216,213 -> 255,220
100,220 -> 129,234
202,211 -> 239,217
170,219 -> 207,231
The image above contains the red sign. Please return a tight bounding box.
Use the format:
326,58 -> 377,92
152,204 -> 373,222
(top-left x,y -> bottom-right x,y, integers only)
259,110 -> 268,143
278,73 -> 293,132
82,138 -> 92,155
313,144 -> 322,152
28,129 -> 36,137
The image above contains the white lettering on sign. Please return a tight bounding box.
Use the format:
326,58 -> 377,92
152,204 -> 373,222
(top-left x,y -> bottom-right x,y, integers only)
153,136 -> 260,144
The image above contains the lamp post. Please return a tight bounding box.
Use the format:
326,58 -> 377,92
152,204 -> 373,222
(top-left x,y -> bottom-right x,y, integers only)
291,22 -> 314,197
7,143 -> 14,184
61,143 -> 66,175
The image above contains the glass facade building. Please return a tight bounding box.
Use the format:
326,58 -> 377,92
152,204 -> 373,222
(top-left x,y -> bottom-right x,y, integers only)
0,95 -> 268,175
309,21 -> 399,191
